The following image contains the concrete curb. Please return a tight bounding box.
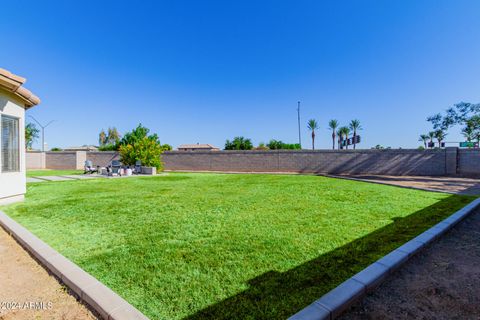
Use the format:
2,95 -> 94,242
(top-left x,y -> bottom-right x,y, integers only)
289,197 -> 480,320
0,210 -> 149,320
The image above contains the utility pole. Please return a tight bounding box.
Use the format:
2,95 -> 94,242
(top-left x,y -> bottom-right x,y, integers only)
28,116 -> 55,152
297,101 -> 301,149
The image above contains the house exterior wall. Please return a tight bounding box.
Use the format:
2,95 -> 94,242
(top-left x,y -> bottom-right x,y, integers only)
0,90 -> 26,205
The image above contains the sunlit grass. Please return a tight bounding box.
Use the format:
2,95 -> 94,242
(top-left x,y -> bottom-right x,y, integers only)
3,173 -> 474,319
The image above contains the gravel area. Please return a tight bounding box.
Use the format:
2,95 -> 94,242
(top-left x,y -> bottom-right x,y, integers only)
0,227 -> 97,320
340,208 -> 480,320
330,175 -> 480,195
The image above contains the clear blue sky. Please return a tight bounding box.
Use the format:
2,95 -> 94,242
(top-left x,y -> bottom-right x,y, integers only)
2,1 -> 480,150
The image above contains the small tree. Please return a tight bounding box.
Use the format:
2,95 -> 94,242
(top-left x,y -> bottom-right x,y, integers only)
434,130 -> 447,148
428,131 -> 435,148
25,123 -> 40,150
119,137 -> 163,170
338,126 -> 350,149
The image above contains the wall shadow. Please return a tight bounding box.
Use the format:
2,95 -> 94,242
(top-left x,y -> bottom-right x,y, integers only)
184,195 -> 473,320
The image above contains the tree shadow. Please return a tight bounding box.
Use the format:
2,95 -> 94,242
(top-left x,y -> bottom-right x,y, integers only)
184,195 -> 474,320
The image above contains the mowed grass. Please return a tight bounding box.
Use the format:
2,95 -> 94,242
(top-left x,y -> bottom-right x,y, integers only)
3,173 -> 475,319
27,169 -> 83,177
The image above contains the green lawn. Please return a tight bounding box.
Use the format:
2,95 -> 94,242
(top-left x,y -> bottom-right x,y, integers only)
3,173 -> 474,319
27,169 -> 83,177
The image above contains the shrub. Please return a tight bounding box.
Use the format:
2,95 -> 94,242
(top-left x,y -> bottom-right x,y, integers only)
267,139 -> 301,150
119,137 -> 163,170
50,147 -> 62,151
98,144 -> 118,151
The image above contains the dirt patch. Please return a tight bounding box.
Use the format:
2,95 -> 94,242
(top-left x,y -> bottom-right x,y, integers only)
340,208 -> 480,320
0,227 -> 97,320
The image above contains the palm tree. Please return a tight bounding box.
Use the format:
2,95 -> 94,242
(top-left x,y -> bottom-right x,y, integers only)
434,130 -> 447,148
418,134 -> 429,149
99,129 -> 107,146
328,119 -> 338,150
428,131 -> 435,148
307,119 -> 319,150
349,119 -> 362,149
462,125 -> 474,142
338,126 -> 350,149
337,128 -> 342,149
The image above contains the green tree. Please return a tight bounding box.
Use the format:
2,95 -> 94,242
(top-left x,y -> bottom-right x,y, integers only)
25,122 -> 40,150
434,130 -> 447,148
119,137 -> 163,170
328,119 -> 338,150
99,129 -> 107,146
418,134 -> 429,149
338,126 -> 350,149
349,119 -> 362,150
307,119 -> 319,150
119,124 -> 159,146
107,127 -> 121,145
428,131 -> 435,148
224,137 -> 253,150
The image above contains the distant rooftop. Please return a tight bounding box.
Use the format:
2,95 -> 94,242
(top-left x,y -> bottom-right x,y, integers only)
64,145 -> 99,151
178,144 -> 219,150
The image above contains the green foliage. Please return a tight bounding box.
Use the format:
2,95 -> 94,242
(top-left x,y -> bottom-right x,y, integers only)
25,122 -> 40,150
7,173 -> 473,319
119,124 -> 159,147
119,137 -> 163,170
98,144 -> 118,151
253,142 -> 269,150
224,136 -> 253,150
161,144 -> 173,151
99,129 -> 107,146
266,139 -> 300,150
50,147 -> 62,151
107,127 -> 121,145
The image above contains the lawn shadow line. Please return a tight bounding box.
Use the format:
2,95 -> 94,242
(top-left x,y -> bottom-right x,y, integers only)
183,195 -> 473,320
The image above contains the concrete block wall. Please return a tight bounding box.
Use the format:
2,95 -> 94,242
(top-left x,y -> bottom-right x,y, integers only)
25,148 -> 480,176
86,152 -> 120,167
458,149 -> 480,175
162,149 -> 448,176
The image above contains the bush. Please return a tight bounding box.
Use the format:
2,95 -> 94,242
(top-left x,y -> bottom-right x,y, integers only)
119,137 -> 163,170
267,139 -> 301,150
50,147 -> 62,151
98,144 -> 118,151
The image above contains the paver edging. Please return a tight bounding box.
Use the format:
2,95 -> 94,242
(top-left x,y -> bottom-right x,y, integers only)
289,197 -> 480,320
0,210 -> 149,320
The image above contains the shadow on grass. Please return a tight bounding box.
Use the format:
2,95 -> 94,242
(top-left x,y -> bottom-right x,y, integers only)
184,195 -> 474,320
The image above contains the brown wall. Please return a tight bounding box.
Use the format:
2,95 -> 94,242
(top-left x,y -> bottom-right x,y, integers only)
25,148 -> 480,177
162,149 -> 449,176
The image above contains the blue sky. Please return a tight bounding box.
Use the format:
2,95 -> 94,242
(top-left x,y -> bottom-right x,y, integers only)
2,1 -> 480,150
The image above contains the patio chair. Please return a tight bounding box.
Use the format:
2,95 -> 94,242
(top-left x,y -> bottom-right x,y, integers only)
109,160 -> 122,176
84,160 -> 98,174
134,160 -> 142,175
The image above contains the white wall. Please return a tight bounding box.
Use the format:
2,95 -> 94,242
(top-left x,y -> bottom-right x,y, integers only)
0,89 -> 26,204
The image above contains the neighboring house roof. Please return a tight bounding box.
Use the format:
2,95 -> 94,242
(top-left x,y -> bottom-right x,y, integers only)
178,144 -> 219,149
0,68 -> 40,108
64,145 -> 99,151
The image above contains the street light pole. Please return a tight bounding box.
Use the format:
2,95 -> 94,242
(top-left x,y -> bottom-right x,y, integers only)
28,116 -> 55,152
297,101 -> 301,149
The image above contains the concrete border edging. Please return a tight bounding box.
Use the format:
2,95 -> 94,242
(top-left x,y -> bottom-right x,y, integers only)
0,210 -> 149,320
289,197 -> 480,320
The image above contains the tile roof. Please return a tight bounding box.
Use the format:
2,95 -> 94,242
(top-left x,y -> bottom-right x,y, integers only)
178,144 -> 219,149
0,68 -> 40,108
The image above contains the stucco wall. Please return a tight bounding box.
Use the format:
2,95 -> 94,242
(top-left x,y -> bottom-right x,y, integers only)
0,90 -> 26,204
26,151 -> 45,169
